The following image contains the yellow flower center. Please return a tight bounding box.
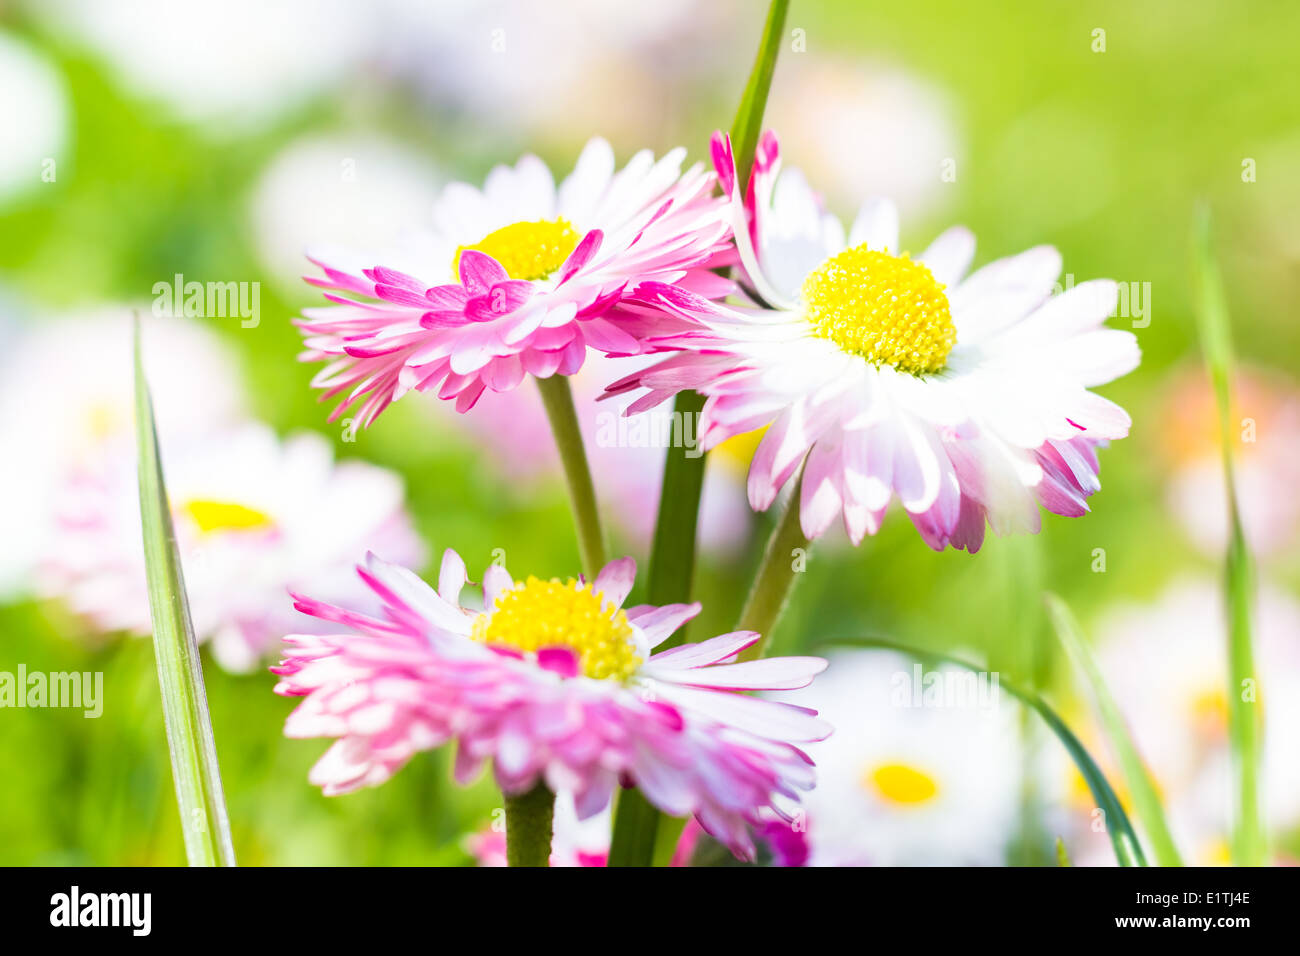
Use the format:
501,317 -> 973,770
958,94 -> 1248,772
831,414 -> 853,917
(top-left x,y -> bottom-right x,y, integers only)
801,245 -> 955,375
453,218 -> 581,281
471,575 -> 642,682
864,762 -> 940,806
182,499 -> 274,534
713,425 -> 767,474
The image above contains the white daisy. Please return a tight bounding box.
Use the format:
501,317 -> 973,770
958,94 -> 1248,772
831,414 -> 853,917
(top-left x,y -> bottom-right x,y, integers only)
769,649 -> 1021,865
608,131 -> 1140,551
38,423 -> 426,672
0,310 -> 244,597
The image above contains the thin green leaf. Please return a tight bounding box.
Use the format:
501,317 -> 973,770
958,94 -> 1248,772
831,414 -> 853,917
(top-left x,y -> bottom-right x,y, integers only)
1192,206 -> 1265,866
134,316 -> 236,867
834,636 -> 1147,866
1046,593 -> 1184,866
729,0 -> 789,196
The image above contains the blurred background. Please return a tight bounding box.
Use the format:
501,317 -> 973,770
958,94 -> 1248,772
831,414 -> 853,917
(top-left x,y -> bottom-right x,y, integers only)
1,0 -> 1297,866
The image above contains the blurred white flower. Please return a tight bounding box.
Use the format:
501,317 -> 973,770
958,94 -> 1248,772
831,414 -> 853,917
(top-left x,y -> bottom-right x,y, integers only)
374,0 -> 739,142
1161,367 -> 1300,560
0,31 -> 68,207
32,0 -> 376,129
1060,580 -> 1300,866
765,59 -> 962,220
39,423 -> 426,672
0,309 -> 245,597
249,133 -> 444,293
769,648 -> 1021,865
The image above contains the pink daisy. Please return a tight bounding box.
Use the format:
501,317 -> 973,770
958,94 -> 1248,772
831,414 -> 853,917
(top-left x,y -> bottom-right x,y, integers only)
39,423 -> 425,671
606,131 -> 1141,552
272,550 -> 830,860
296,138 -> 733,425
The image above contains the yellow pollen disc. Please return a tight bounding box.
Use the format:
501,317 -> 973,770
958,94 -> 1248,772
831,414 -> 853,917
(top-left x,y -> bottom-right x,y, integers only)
801,245 -> 956,375
471,575 -> 642,682
453,218 -> 581,281
182,499 -> 275,534
865,762 -> 940,806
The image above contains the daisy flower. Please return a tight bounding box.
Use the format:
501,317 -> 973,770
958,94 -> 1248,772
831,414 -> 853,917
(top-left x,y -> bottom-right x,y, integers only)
39,423 -> 425,672
296,137 -> 733,426
607,131 -> 1140,551
272,550 -> 830,860
767,649 -> 1022,866
0,310 -> 245,597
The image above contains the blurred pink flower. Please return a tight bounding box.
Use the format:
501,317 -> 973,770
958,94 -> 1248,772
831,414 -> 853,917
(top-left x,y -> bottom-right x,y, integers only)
0,310 -> 245,597
273,550 -> 830,860
39,424 -> 425,672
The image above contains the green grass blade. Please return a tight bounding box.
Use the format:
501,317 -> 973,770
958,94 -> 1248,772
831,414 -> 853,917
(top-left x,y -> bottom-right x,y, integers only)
729,0 -> 789,195
837,636 -> 1147,866
1055,837 -> 1072,867
134,316 -> 236,867
608,0 -> 790,868
1192,206 -> 1265,866
1046,594 -> 1184,866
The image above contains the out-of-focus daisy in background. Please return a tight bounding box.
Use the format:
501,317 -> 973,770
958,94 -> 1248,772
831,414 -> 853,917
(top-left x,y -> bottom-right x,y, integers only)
765,58 -> 961,221
768,649 -> 1022,866
297,137 -> 731,425
1057,580 -> 1300,866
249,133 -> 445,296
39,422 -> 425,672
0,310 -> 245,598
0,31 -> 67,209
274,550 -> 829,859
373,0 -> 741,146
610,131 -> 1139,552
30,0 -> 376,130
1160,366 -> 1300,562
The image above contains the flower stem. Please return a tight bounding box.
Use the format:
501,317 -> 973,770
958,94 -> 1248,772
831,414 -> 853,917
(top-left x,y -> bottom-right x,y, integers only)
645,389 -> 709,645
536,374 -> 607,578
504,782 -> 555,867
737,470 -> 810,662
608,0 -> 790,867
608,390 -> 709,867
